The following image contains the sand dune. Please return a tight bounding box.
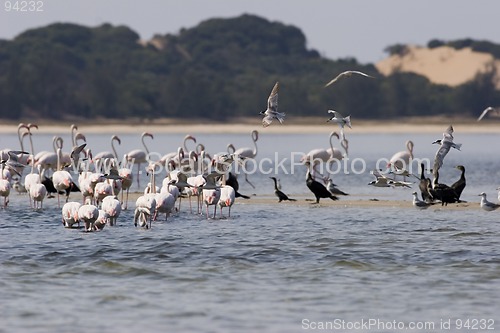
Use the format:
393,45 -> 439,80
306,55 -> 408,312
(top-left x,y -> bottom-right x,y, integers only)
376,45 -> 500,88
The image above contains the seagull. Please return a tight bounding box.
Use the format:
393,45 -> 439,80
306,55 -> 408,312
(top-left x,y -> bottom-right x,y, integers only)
326,178 -> 349,196
368,169 -> 412,188
326,110 -> 352,135
368,169 -> 392,187
432,124 -> 462,151
412,191 -> 430,209
432,125 -> 461,174
259,81 -> 285,127
1,150 -> 29,177
477,106 -> 500,121
324,70 -> 374,88
479,192 -> 500,211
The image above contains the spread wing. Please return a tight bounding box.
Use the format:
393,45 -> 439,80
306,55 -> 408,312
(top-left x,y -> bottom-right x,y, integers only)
267,82 -> 279,112
325,70 -> 374,87
349,70 -> 375,79
324,73 -> 344,87
433,144 -> 451,172
444,125 -> 454,138
327,110 -> 343,118
262,115 -> 273,128
477,107 -> 494,121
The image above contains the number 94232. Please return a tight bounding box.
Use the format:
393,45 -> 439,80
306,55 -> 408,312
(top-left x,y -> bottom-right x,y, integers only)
5,1 -> 43,12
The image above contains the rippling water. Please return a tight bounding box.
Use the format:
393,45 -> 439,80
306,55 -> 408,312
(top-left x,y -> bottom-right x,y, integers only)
1,131 -> 500,332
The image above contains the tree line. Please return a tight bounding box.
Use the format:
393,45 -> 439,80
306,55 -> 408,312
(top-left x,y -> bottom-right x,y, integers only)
0,14 -> 499,121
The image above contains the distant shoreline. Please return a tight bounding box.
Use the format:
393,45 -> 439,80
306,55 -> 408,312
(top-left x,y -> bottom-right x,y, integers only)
1,116 -> 499,134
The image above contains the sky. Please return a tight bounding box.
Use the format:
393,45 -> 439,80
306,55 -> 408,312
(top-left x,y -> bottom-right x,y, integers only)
2,0 -> 500,64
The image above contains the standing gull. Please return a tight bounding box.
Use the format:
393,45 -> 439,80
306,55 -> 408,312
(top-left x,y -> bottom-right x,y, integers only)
412,191 -> 430,209
478,192 -> 500,211
259,81 -> 285,127
324,70 -> 374,88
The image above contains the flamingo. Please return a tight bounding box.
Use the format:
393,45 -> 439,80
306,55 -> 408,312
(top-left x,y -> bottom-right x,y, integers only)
134,194 -> 156,229
78,204 -> 99,231
93,210 -> 109,231
101,196 -> 122,226
388,140 -> 414,171
61,201 -> 82,228
218,185 -> 235,218
118,166 -> 133,210
301,132 -> 346,180
202,172 -> 221,219
0,162 -> 11,208
30,183 -> 47,210
52,146 -> 76,207
146,165 -> 175,221
36,136 -> 64,177
230,130 -> 258,188
93,135 -> 121,165
126,132 -> 154,188
94,181 -> 113,207
16,124 -> 31,166
326,132 -> 349,161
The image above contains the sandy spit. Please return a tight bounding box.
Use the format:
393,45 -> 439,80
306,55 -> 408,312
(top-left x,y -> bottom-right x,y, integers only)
2,117 -> 500,135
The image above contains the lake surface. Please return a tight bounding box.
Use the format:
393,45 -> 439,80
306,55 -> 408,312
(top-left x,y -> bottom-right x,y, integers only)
1,130 -> 500,332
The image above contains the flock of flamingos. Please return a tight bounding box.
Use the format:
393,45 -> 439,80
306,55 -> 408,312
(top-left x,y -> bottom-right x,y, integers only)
0,123 -> 270,230
1,73 -> 500,230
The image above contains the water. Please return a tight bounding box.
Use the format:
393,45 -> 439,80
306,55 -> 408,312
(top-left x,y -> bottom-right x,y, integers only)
1,131 -> 500,332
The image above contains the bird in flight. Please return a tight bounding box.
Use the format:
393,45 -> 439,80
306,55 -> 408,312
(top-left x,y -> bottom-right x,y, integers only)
432,125 -> 461,175
477,106 -> 500,121
259,81 -> 285,127
324,70 -> 374,88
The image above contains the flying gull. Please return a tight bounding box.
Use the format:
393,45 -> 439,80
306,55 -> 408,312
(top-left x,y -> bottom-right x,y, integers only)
324,70 -> 374,88
259,81 -> 285,127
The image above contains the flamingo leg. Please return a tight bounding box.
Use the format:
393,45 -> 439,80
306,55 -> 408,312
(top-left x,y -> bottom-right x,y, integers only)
136,164 -> 141,189
244,172 -> 255,189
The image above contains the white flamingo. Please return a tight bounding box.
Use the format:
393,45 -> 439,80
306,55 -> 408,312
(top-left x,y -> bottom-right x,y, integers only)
230,130 -> 258,188
118,166 -> 133,210
101,196 -> 122,226
202,172 -> 221,219
134,194 -> 156,229
0,162 -> 11,208
30,183 -> 47,210
388,140 -> 414,170
52,146 -> 75,207
93,135 -> 121,165
94,181 -> 113,207
218,185 -> 235,218
126,132 -> 154,188
78,204 -> 99,231
61,201 -> 82,228
146,167 -> 176,221
93,210 -> 109,231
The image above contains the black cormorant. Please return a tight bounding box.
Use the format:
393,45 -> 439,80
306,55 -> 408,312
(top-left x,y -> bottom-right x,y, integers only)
306,171 -> 338,203
269,177 -> 296,202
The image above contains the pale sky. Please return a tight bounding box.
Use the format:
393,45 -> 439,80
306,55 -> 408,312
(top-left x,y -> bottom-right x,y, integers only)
2,0 -> 500,64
